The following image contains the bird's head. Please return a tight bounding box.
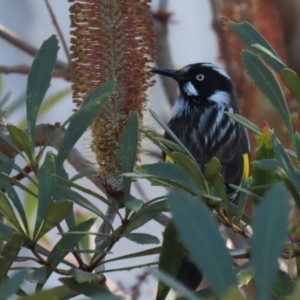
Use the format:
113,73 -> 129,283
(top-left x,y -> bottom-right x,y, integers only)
151,63 -> 234,105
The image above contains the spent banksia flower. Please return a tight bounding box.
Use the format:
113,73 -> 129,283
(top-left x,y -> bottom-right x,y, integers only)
68,0 -> 156,194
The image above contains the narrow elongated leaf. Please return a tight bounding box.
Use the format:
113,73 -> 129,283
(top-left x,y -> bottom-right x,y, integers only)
59,188 -> 114,232
36,200 -> 73,240
0,193 -> 25,234
0,130 -> 26,159
0,222 -> 16,241
294,132 -> 300,162
167,191 -> 237,297
120,112 -> 139,202
125,199 -> 143,211
157,221 -> 185,300
271,134 -> 300,195
70,167 -> 98,181
18,286 -> 70,300
0,233 -> 23,283
0,269 -> 29,300
122,233 -> 159,245
242,51 -> 293,137
34,152 -> 56,239
136,162 -> 201,195
250,44 -> 286,73
56,80 -> 115,166
7,124 -> 34,161
147,268 -> 201,300
227,21 -> 278,57
281,68 -> 300,118
225,112 -> 262,135
250,183 -> 290,300
60,277 -> 117,298
26,35 -> 59,144
71,268 -> 96,283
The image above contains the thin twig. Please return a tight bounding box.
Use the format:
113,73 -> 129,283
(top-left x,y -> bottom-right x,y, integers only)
0,23 -> 68,71
0,65 -> 70,80
44,0 -> 70,64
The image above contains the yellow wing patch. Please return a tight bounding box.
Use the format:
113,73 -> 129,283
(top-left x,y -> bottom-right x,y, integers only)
242,153 -> 250,183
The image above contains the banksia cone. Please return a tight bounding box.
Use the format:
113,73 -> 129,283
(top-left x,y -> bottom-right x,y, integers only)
69,0 -> 156,193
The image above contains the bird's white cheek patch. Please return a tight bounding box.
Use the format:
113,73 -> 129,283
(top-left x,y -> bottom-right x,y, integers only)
208,91 -> 231,105
183,82 -> 199,96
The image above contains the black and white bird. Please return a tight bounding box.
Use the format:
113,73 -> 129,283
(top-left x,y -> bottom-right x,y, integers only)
151,62 -> 250,290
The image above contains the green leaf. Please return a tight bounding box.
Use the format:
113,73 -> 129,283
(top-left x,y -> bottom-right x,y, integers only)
34,152 -> 56,239
250,183 -> 290,300
35,200 -> 73,240
56,80 -> 115,167
122,233 -> 160,245
227,21 -> 278,57
58,188 -> 114,232
251,159 -> 280,172
17,286 -> 70,300
0,159 -> 29,234
250,44 -> 286,73
294,132 -> 300,162
241,51 -> 293,137
147,268 -> 201,300
0,269 -> 29,300
120,112 -> 139,203
60,277 -> 119,298
156,221 -> 185,300
135,162 -> 201,195
220,288 -> 247,300
167,191 -> 237,298
273,269 -> 296,299
70,167 -> 98,182
225,112 -> 262,135
0,192 -> 25,234
281,68 -> 300,118
0,233 -> 23,284
71,268 -> 96,283
7,124 -> 34,161
0,130 -> 26,159
125,199 -> 143,211
271,134 -> 300,195
26,35 -> 59,146
0,222 -> 16,241
126,200 -> 169,233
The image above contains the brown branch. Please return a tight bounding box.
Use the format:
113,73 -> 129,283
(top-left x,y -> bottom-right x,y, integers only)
0,23 -> 68,71
0,65 -> 70,80
44,0 -> 70,64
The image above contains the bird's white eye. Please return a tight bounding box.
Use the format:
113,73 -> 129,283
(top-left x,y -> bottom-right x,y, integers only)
196,74 -> 205,81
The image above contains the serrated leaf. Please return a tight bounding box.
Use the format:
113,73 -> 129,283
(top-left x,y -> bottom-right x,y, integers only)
122,233 -> 159,245
0,269 -> 29,300
0,192 -> 25,234
156,221 -> 185,300
125,199 -> 143,211
0,233 -> 23,283
7,124 -> 34,161
36,200 -> 73,240
241,51 -> 293,137
225,112 -> 262,135
120,112 -> 139,203
250,183 -> 290,300
281,68 -> 300,118
227,21 -> 279,57
167,191 -> 237,297
34,151 -> 56,239
26,35 -> 59,146
147,268 -> 201,300
56,80 -> 115,166
251,44 -> 286,73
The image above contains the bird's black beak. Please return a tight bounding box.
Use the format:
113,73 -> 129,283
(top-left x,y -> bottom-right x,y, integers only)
151,67 -> 184,82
